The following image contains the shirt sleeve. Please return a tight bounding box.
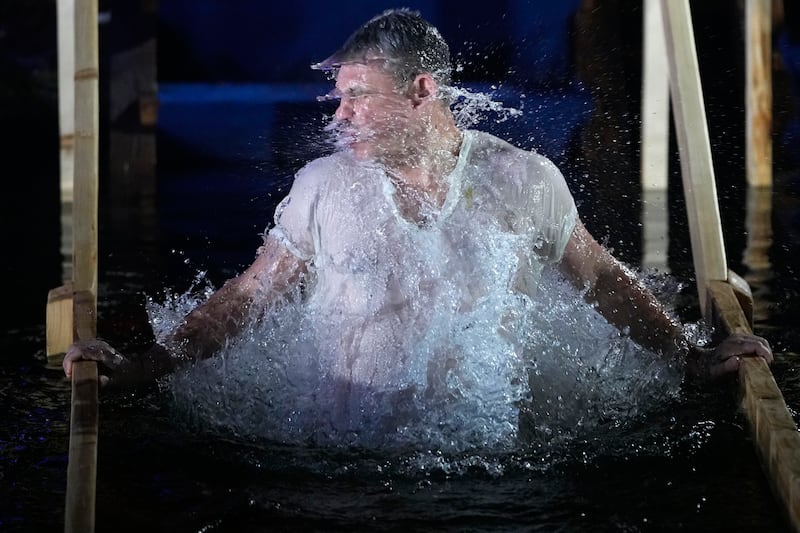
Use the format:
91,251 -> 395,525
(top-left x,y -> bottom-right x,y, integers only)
267,160 -> 322,262
518,152 -> 578,264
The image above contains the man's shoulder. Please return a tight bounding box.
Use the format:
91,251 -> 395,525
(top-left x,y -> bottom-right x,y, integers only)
291,151 -> 365,191
298,151 -> 353,176
468,130 -> 551,163
467,130 -> 559,178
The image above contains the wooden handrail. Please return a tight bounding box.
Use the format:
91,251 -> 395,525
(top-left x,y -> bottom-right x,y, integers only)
707,281 -> 800,531
63,0 -> 100,531
64,361 -> 98,533
660,0 -> 728,311
660,1 -> 800,530
72,0 -> 99,310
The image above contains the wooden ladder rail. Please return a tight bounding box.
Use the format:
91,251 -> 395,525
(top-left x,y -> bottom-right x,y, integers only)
64,292 -> 98,533
660,0 -> 800,530
50,0 -> 101,531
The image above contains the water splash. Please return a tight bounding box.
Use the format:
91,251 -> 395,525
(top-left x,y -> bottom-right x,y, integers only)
312,80 -> 525,155
149,264 -> 684,455
442,84 -> 524,130
147,81 -> 685,457
145,270 -> 216,345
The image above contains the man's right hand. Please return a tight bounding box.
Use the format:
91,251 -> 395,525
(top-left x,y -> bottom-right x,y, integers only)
63,338 -> 126,387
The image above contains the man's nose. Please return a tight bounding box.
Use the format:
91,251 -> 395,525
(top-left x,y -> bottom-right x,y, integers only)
335,99 -> 353,121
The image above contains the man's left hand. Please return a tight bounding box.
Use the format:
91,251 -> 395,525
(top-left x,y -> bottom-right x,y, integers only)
688,332 -> 773,381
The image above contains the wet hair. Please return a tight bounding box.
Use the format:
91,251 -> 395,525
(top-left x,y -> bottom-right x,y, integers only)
312,8 -> 452,88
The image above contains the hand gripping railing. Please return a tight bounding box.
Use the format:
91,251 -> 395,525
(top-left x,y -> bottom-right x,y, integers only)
658,0 -> 800,530
50,0 -> 101,531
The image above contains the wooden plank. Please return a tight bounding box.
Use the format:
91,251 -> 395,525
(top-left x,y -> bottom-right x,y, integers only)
641,190 -> 670,272
707,280 -> 800,532
671,0 -> 796,512
72,0 -> 99,308
73,289 -> 97,342
46,283 -> 74,357
65,1 -> 99,532
706,280 -> 751,336
64,361 -> 98,533
57,0 -> 75,206
742,185 -> 773,324
51,0 -> 76,356
769,428 -> 800,528
640,0 -> 670,272
743,186 -> 773,274
641,0 -> 670,191
727,269 -> 754,328
660,0 -> 728,313
746,0 -> 773,188
741,358 -> 783,418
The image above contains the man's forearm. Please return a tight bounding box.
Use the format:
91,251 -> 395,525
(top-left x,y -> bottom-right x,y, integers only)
164,238 -> 306,365
560,222 -> 688,358
587,260 -> 687,357
169,283 -> 258,362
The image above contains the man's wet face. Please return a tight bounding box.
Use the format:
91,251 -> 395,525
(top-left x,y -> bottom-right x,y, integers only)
327,63 -> 416,163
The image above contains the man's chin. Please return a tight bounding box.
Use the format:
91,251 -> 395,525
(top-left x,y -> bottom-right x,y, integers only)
335,137 -> 390,164
346,141 -> 376,162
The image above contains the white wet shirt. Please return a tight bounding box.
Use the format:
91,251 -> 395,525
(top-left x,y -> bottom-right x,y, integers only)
268,130 -> 577,398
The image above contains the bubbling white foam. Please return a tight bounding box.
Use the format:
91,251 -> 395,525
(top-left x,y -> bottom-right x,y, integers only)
149,263 -> 683,454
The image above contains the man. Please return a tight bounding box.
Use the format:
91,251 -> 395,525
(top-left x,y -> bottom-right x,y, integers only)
64,9 -> 771,399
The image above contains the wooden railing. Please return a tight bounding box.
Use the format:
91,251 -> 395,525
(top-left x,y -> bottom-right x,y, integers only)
48,0 -> 100,532
657,0 -> 800,530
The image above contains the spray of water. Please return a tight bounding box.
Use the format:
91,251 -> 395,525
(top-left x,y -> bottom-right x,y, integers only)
148,264 -> 684,455
147,83 -> 687,457
442,84 -> 524,130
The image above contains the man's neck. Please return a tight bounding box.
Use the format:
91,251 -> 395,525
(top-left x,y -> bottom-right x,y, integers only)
381,120 -> 462,225
385,120 -> 463,200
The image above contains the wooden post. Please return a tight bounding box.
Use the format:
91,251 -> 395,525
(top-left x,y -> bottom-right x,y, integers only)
57,0 -> 75,205
742,186 -> 773,324
57,0 -> 75,280
640,0 -> 671,273
57,0 -> 75,204
46,283 -> 74,357
48,0 -> 78,358
746,0 -> 773,188
743,187 -> 773,276
641,190 -> 670,272
660,0 -> 728,313
64,361 -> 98,533
73,290 -> 98,342
73,0 -> 99,311
641,0 -> 670,192
64,0 -> 100,531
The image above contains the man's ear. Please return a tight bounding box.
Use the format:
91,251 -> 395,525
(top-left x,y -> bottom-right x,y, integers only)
410,73 -> 437,107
